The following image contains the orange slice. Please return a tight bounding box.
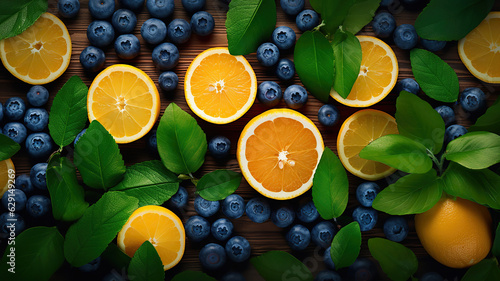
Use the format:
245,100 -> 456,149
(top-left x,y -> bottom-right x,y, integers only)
0,159 -> 15,198
185,47 -> 257,124
237,109 -> 324,200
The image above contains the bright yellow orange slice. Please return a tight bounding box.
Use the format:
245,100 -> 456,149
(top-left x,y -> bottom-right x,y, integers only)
0,159 -> 15,198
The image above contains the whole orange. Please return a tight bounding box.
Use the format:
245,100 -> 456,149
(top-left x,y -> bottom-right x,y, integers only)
415,197 -> 492,268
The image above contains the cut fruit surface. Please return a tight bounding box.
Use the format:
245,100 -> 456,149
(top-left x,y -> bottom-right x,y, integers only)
0,159 -> 15,198
185,47 -> 257,124
237,109 -> 324,200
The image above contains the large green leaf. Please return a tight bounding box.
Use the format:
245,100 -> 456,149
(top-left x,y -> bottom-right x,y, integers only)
0,0 -> 47,40
368,238 -> 418,281
445,131 -> 500,169
330,222 -> 361,270
331,29 -> 362,99
196,169 -> 242,201
251,251 -> 313,281
469,96 -> 500,135
128,241 -> 164,281
493,223 -> 500,259
0,134 -> 20,161
343,0 -> 382,35
461,259 -> 500,281
310,0 -> 355,35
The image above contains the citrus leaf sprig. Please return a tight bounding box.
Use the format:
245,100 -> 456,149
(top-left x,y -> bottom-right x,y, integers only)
0,0 -> 48,41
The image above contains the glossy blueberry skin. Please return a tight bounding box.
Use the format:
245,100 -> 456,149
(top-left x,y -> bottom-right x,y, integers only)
347,258 -> 378,281
208,136 -> 231,160
323,246 -> 335,269
256,43 -> 280,67
380,0 -> 394,7
185,215 -> 211,242
296,9 -> 319,32
459,87 -> 486,115
280,0 -> 304,16
225,236 -> 251,262
315,270 -> 342,281
221,272 -> 246,281
182,0 -> 205,14
272,26 -> 296,51
58,0 -> 80,18
24,108 -> 49,132
147,0 -> 175,19
80,46 -> 106,72
356,182 -> 380,207
194,195 -> 220,217
30,163 -> 48,190
2,189 -> 27,212
311,221 -> 337,249
318,104 -> 339,126
158,71 -> 178,91
393,24 -> 418,50
152,43 -> 179,70
296,200 -> 319,223
276,58 -> 295,81
284,85 -> 308,109
434,105 -> 456,127
26,132 -> 53,160
87,20 -> 115,48
168,19 -> 192,45
286,224 -> 311,251
15,174 -> 33,194
112,9 -> 137,34
88,0 -> 115,19
26,195 -> 51,218
190,11 -> 215,36
222,194 -> 245,219
78,256 -> 101,272
420,272 -> 444,281
372,12 -> 396,38
115,34 -> 140,59
383,216 -> 409,242
211,218 -> 233,241
3,122 -> 27,144
0,212 -> 25,235
74,129 -> 87,146
395,78 -> 420,95
444,124 -> 467,144
352,206 -> 378,231
141,18 -> 167,45
200,243 -> 226,270
271,206 -> 295,228
120,0 -> 145,11
0,102 -> 3,122
421,39 -> 446,52
167,186 -> 188,209
257,81 -> 282,107
4,97 -> 26,121
245,197 -> 271,223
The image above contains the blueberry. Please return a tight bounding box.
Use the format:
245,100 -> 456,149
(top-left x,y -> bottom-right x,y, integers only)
380,0 -> 394,7
352,206 -> 378,231
434,105 -> 456,127
190,11 -> 215,36
102,271 -> 127,281
211,218 -> 233,241
421,39 -> 446,52
311,221 -> 337,249
256,43 -> 280,67
194,195 -> 220,217
221,272 -> 246,281
3,122 -> 27,144
0,212 -> 25,235
58,0 -> 80,18
315,270 -> 342,281
119,0 -> 144,11
347,258 -> 378,281
15,174 -> 33,194
26,195 -> 51,218
225,236 -> 251,262
2,189 -> 27,212
276,58 -> 295,81
459,87 -> 486,116
112,9 -> 137,34
296,200 -> 319,223
284,85 -> 308,109
199,243 -> 226,270
23,108 -> 49,132
30,163 -> 48,190
78,256 -> 101,272
286,224 -> 310,251
88,0 -> 115,19
356,182 -> 380,207
271,206 -> 295,228
167,186 -> 188,209
185,215 -> 211,242
74,129 -> 87,146
257,81 -> 282,107
444,124 -> 467,144
420,272 -> 444,281
222,194 -> 245,219
383,216 -> 409,242
272,26 -> 296,51
323,247 -> 335,270
395,78 -> 420,95
182,0 -> 206,14
114,34 -> 140,59
372,12 -> 396,38
0,102 -> 3,122
152,43 -> 179,70
26,132 -> 53,159
167,19 -> 192,45
245,197 -> 271,223
146,0 -> 175,19
4,97 -> 26,121
318,104 -> 339,126
280,0 -> 304,16
296,9 -> 319,32
208,136 -> 231,160
80,46 -> 106,72
158,71 -> 178,91
146,129 -> 157,154
141,18 -> 167,45
393,24 -> 418,50
87,20 -> 115,48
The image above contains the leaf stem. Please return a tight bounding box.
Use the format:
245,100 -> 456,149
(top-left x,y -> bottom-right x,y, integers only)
313,20 -> 326,32
427,149 -> 444,175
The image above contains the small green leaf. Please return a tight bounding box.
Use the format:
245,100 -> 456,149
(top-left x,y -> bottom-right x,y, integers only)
0,134 -> 20,161
332,29 -> 362,99
445,131 -> 500,169
157,103 -> 207,175
310,0 -> 355,34
0,0 -> 48,40
493,223 -> 500,259
196,169 -> 242,201
48,75 -> 88,148
312,147 -> 349,219
294,31 -> 335,103
469,97 -> 500,134
128,241 -> 165,281
360,134 -> 433,174
74,120 -> 126,190
172,271 -> 216,281
410,48 -> 459,102
343,0 -> 382,35
330,222 -> 361,270
461,259 -> 500,281
101,243 -> 131,271
368,238 -> 418,281
251,251 -> 313,281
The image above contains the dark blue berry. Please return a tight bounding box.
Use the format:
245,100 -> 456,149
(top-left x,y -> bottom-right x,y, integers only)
434,105 -> 455,127
23,108 -> 49,132
25,132 -> 53,159
287,224 -> 310,251
4,97 -> 26,121
208,136 -> 231,160
194,195 -> 220,217
114,34 -> 140,59
78,257 -> 101,272
185,215 -> 211,242
2,189 -> 27,212
58,0 -> 80,18
311,221 -> 337,249
318,104 -> 339,126
257,81 -> 282,107
271,206 -> 295,228
245,197 -> 271,223
158,71 -> 178,91
347,258 -> 378,281
395,78 -> 420,95
222,194 -> 245,219
119,0 -> 144,11
284,84 -> 308,109
296,9 -> 319,32
352,206 -> 378,231
444,124 -> 467,145
0,212 -> 25,235
383,216 -> 409,242
296,200 -> 319,223
141,18 -> 167,45
0,102 -> 3,122
199,243 -> 226,270
211,218 -> 233,241
80,46 -> 106,72
30,163 -> 48,190
87,20 -> 115,48
3,122 -> 27,144
225,236 -> 251,262
280,0 -> 304,16
256,43 -> 280,67
420,272 -> 444,281
88,0 -> 115,19
315,270 -> 342,281
190,11 -> 215,36
167,186 -> 188,209
152,43 -> 179,70
276,58 -> 295,81
74,129 -> 87,146
221,272 -> 246,281
182,0 -> 205,14
112,9 -> 137,34
323,246 -> 335,269
167,19 -> 192,45
271,26 -> 296,51
393,24 -> 418,50
147,0 -> 175,19
146,129 -> 157,154
356,182 -> 380,207
26,195 -> 51,218
15,174 -> 33,194
372,12 -> 396,38
421,39 -> 446,52
459,87 -> 486,116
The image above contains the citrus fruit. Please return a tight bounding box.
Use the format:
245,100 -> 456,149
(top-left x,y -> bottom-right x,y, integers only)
0,159 -> 15,198
0,12 -> 71,85
117,205 -> 185,270
458,12 -> 500,84
87,64 -> 160,144
185,47 -> 257,124
415,197 -> 492,268
237,109 -> 324,200
337,109 -> 398,180
330,36 -> 398,107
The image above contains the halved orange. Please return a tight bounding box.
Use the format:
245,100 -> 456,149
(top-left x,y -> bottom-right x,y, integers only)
185,47 -> 257,124
117,205 -> 185,271
87,64 -> 160,144
331,36 -> 398,107
0,159 -> 15,198
237,109 -> 324,200
0,12 -> 71,85
337,109 -> 398,180
459,12 -> 500,84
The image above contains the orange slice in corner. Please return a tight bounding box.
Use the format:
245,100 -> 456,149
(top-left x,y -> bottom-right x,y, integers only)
0,159 -> 15,198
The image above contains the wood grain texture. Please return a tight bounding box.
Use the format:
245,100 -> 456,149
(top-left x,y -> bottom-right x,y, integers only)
0,0 -> 499,280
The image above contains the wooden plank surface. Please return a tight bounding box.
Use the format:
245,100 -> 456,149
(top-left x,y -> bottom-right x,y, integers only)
1,0 -> 499,280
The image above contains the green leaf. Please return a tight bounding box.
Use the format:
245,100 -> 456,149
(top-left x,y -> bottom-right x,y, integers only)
469,96 -> 500,134
360,134 -> 433,174
331,29 -> 362,99
312,147 -> 349,219
48,75 -> 88,148
445,131 -> 500,169
0,0 -> 47,40
128,241 -> 164,281
110,160 -> 179,207
415,0 -> 495,41
330,222 -> 361,270
251,251 -> 313,281
461,259 -> 500,281
101,243 -> 131,271
172,271 -> 216,281
410,48 -> 459,103
196,169 -> 242,201
343,0 -> 382,35
310,0 -> 355,34
74,120 -> 126,190
368,238 -> 418,281
225,0 -> 276,55
373,170 -> 443,215
157,103 -> 207,175
0,134 -> 20,161
396,91 -> 445,154
294,31 -> 335,103
493,223 -> 500,259
46,154 -> 88,221
64,192 -> 139,267
0,227 -> 64,281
